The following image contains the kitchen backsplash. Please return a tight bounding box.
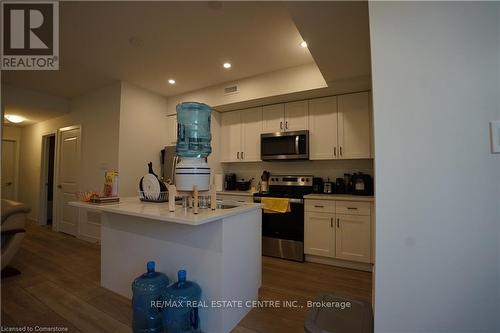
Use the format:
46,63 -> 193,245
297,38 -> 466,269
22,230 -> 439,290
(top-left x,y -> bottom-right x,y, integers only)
222,159 -> 373,184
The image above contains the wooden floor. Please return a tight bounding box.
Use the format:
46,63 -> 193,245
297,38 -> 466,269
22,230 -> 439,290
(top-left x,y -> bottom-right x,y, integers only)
1,222 -> 372,333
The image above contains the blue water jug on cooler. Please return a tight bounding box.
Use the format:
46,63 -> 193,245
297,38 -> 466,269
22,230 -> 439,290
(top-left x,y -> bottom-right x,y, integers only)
132,261 -> 170,333
176,102 -> 212,158
163,270 -> 202,333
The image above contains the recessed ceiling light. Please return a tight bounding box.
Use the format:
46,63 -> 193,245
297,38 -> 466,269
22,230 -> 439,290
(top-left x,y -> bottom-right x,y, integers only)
223,62 -> 231,69
168,79 -> 176,85
300,41 -> 308,48
5,114 -> 25,123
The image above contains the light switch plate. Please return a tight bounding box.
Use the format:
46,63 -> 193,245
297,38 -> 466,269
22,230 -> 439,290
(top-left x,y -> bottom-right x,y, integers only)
490,121 -> 500,153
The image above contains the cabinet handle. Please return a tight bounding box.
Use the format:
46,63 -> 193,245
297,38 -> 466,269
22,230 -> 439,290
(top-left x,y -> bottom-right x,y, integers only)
347,207 -> 358,210
314,205 -> 324,208
241,151 -> 244,159
237,152 -> 240,159
337,218 -> 340,228
334,147 -> 337,157
330,218 -> 333,228
285,121 -> 288,130
340,146 -> 343,156
280,121 -> 283,130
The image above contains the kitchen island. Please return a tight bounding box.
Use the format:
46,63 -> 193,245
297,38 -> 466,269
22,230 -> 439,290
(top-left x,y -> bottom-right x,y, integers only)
70,197 -> 262,333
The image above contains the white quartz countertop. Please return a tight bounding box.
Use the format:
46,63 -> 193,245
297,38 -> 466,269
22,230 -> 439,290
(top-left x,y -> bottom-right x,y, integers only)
69,197 -> 261,226
216,190 -> 255,197
304,194 -> 375,202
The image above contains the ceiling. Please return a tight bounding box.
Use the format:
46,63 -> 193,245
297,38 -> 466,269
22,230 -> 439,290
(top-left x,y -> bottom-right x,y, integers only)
2,84 -> 70,127
287,1 -> 371,84
1,1 -> 314,99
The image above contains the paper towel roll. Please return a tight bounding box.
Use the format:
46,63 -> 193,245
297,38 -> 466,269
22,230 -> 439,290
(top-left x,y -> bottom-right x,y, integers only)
215,174 -> 223,191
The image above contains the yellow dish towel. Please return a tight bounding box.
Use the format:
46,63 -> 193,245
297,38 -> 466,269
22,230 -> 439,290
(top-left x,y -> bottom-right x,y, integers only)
261,197 -> 290,213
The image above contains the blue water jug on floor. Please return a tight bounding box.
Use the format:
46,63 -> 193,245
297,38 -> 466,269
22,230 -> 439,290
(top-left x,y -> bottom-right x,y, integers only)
132,261 -> 170,333
163,270 -> 202,333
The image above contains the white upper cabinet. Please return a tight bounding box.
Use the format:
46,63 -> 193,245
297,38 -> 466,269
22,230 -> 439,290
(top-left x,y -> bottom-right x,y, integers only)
221,110 -> 242,162
222,91 -> 372,163
262,101 -> 308,133
284,100 -> 309,131
309,96 -> 338,160
338,92 -> 372,159
221,108 -> 262,162
166,115 -> 177,146
262,104 -> 284,132
241,107 -> 262,162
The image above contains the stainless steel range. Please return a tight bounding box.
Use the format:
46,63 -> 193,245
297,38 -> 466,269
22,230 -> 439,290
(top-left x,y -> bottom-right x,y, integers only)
253,175 -> 313,262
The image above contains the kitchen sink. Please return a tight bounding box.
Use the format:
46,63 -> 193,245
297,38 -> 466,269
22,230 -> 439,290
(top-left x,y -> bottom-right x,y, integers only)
216,203 -> 239,209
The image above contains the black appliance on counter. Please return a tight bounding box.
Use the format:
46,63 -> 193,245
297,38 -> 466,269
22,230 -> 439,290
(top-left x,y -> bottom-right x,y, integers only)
312,177 -> 324,193
261,130 -> 309,161
224,173 -> 237,191
253,175 -> 313,262
335,178 -> 346,194
351,172 -> 373,196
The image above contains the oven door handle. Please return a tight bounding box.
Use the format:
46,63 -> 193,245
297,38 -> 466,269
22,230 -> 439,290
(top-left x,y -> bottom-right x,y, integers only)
295,135 -> 300,155
253,197 -> 304,204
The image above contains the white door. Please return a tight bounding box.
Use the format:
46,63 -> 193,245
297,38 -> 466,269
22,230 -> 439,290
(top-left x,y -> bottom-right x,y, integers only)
338,92 -> 371,159
220,110 -> 242,162
1,140 -> 17,200
309,96 -> 338,160
304,212 -> 335,257
56,127 -> 81,236
166,115 -> 177,146
241,107 -> 262,162
335,214 -> 371,263
262,104 -> 284,132
284,100 -> 309,131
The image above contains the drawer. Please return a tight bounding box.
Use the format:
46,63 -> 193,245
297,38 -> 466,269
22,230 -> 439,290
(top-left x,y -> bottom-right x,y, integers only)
305,199 -> 335,213
216,194 -> 253,203
335,201 -> 371,216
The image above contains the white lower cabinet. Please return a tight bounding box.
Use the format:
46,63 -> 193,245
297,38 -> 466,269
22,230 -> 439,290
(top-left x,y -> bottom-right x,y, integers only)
304,199 -> 372,264
335,214 -> 371,263
304,211 -> 335,257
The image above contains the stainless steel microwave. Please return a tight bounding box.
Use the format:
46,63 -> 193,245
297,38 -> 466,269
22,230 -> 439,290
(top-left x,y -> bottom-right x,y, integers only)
261,130 -> 309,161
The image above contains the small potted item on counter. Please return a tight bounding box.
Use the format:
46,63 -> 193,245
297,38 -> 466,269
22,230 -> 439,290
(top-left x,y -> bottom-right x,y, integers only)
103,170 -> 119,197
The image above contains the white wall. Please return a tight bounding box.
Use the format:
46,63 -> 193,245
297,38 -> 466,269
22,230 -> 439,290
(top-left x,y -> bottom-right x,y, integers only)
369,2 -> 500,332
2,125 -> 22,142
118,82 -> 169,196
18,83 -> 121,221
166,63 -> 327,114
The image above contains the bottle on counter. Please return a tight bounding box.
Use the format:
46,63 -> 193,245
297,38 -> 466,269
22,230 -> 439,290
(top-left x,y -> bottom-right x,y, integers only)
132,261 -> 170,333
163,270 -> 202,333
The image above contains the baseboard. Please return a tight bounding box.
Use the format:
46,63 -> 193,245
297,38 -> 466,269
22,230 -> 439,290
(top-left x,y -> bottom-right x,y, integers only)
305,254 -> 373,272
77,233 -> 100,244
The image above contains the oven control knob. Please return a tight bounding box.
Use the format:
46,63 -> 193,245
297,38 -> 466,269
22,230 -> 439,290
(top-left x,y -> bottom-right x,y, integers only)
301,178 -> 305,182
305,178 -> 309,182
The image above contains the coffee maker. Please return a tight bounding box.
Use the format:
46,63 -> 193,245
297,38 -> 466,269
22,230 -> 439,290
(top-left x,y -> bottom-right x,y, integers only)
224,173 -> 237,191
